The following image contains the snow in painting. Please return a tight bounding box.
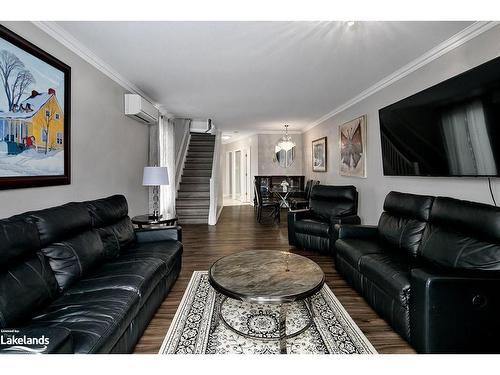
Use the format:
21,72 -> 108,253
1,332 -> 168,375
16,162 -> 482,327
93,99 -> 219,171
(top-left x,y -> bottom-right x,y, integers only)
0,32 -> 65,177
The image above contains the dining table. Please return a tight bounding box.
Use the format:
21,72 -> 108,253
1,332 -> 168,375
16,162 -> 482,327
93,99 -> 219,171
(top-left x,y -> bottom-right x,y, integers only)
270,188 -> 305,210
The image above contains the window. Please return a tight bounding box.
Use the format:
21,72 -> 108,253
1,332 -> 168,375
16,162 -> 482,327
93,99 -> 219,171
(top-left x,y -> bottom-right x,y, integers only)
55,113 -> 60,120
45,109 -> 50,117
56,132 -> 63,145
41,129 -> 47,142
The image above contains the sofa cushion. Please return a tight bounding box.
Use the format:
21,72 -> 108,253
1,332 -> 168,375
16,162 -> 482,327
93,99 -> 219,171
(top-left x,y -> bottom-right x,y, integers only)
95,218 -> 135,258
23,203 -> 92,247
421,197 -> 500,270
121,240 -> 183,272
294,218 -> 331,237
30,255 -> 167,353
86,195 -> 136,256
0,218 -> 40,271
378,191 -> 434,258
30,288 -> 140,353
383,191 -> 434,221
0,253 -> 59,328
309,185 -> 358,221
86,195 -> 129,227
41,230 -> 105,292
335,238 -> 386,269
359,253 -> 412,307
72,257 -> 167,301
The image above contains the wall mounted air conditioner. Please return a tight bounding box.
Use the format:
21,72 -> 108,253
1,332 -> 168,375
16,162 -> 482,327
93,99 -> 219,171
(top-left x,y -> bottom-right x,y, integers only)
124,94 -> 159,124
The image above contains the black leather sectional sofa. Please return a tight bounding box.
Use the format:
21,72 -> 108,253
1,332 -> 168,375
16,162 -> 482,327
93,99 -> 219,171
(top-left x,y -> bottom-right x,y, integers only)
336,191 -> 500,353
0,195 -> 182,354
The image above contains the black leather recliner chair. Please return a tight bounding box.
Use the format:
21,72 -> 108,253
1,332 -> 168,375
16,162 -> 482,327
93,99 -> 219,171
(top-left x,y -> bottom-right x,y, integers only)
336,191 -> 500,353
0,195 -> 182,354
288,185 -> 361,253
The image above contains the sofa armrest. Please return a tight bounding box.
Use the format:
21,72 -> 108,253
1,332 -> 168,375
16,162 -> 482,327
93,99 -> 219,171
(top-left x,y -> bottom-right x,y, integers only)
330,214 -> 361,225
288,209 -> 312,220
135,225 -> 182,243
287,209 -> 312,246
336,224 -> 378,240
410,267 -> 500,353
0,327 -> 73,354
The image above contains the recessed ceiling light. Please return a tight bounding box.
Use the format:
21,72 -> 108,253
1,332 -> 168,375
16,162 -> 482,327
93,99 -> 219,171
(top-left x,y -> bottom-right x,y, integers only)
347,21 -> 355,27
222,135 -> 231,140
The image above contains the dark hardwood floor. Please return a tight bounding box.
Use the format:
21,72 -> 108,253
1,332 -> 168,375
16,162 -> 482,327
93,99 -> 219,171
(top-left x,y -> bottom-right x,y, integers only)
133,205 -> 415,354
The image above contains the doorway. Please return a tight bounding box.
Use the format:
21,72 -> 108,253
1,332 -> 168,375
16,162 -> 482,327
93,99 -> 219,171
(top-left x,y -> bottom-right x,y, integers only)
224,148 -> 251,206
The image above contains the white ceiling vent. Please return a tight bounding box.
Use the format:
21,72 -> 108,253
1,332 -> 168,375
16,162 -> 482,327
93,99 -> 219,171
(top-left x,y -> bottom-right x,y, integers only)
124,94 -> 159,124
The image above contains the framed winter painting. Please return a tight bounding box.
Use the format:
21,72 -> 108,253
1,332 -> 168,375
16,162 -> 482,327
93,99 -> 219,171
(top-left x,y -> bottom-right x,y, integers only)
0,25 -> 70,189
339,115 -> 367,178
312,137 -> 327,172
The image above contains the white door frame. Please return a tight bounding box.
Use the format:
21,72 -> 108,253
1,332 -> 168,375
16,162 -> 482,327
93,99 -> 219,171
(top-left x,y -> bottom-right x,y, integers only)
226,151 -> 233,198
241,148 -> 251,203
233,149 -> 242,200
225,149 -> 252,204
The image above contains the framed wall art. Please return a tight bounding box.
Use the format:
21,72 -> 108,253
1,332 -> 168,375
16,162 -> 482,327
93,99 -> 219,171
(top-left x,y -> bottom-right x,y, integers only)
339,115 -> 366,177
0,25 -> 71,189
312,136 -> 327,172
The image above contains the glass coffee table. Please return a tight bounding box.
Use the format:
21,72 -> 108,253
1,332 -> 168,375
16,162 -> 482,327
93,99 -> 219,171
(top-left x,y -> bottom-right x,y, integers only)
208,250 -> 325,354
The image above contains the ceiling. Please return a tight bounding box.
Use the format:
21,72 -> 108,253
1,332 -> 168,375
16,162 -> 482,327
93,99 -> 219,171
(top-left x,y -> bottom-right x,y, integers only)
56,21 -> 472,134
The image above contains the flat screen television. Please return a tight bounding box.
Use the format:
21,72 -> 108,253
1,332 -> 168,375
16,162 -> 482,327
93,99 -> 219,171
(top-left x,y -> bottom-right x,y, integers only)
379,56 -> 500,177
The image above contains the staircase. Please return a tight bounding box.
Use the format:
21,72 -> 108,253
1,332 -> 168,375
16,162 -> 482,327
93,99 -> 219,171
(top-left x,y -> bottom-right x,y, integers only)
176,133 -> 216,224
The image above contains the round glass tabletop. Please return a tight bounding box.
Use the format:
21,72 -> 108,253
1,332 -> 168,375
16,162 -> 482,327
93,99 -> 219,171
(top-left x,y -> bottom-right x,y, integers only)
208,250 -> 325,303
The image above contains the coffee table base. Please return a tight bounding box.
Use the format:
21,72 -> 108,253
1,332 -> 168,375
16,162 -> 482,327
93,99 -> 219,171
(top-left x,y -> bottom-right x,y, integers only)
211,295 -> 316,354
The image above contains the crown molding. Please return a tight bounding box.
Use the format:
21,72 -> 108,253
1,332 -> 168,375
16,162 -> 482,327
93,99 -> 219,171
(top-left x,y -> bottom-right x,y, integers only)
32,21 -> 160,108
302,21 -> 500,133
221,129 -> 302,145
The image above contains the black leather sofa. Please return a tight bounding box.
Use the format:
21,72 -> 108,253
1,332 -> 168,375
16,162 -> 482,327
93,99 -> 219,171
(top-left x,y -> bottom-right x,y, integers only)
0,195 -> 182,354
335,191 -> 500,353
288,185 -> 361,253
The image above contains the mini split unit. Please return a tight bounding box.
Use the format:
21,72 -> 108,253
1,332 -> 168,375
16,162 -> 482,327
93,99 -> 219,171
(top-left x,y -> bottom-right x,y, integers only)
124,94 -> 159,124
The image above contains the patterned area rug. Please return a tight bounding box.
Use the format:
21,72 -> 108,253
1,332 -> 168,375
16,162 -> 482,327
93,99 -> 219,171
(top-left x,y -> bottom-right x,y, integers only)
159,271 -> 377,354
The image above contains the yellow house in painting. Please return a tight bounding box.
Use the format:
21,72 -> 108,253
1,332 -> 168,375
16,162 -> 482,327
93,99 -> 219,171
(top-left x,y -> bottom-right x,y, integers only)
0,88 -> 64,153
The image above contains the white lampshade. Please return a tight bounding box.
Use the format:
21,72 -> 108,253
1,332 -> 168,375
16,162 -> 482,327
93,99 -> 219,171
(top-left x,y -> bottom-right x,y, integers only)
142,166 -> 169,186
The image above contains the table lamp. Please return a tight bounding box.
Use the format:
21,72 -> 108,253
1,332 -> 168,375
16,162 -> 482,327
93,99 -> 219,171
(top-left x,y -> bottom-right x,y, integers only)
143,166 -> 169,219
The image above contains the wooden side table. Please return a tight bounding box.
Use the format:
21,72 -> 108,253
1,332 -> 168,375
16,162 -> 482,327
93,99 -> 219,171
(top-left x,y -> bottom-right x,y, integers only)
131,215 -> 178,229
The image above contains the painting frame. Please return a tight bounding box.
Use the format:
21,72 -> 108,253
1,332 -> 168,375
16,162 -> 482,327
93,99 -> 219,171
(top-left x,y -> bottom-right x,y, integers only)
312,136 -> 327,172
339,115 -> 367,178
0,25 -> 71,190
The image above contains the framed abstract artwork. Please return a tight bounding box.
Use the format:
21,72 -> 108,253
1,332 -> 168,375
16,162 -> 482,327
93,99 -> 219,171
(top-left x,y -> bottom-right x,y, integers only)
0,25 -> 71,189
312,136 -> 327,172
339,115 -> 367,177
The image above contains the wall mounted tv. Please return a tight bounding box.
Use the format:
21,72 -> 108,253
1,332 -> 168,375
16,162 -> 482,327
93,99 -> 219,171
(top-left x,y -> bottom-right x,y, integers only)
379,56 -> 500,177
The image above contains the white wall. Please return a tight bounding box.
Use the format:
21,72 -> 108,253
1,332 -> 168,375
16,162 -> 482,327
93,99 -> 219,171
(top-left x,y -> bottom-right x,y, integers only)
173,118 -> 189,162
302,25 -> 500,225
0,22 -> 149,218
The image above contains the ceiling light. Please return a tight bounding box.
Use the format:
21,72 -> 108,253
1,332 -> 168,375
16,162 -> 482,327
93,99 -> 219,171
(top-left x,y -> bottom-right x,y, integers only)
222,135 -> 231,140
276,124 -> 296,152
347,21 -> 355,27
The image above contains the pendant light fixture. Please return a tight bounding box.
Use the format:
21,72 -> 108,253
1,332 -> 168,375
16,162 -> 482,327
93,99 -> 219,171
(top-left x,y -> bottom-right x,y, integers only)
276,124 -> 296,151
